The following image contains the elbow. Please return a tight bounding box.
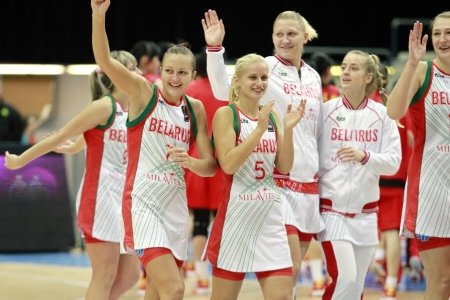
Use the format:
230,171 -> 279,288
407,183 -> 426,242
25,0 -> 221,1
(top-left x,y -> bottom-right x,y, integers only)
205,165 -> 218,177
211,87 -> 229,101
387,110 -> 395,119
69,148 -> 80,155
387,104 -> 407,120
203,158 -> 219,177
188,159 -> 218,177
275,157 -> 293,175
221,166 -> 236,176
387,110 -> 403,120
385,159 -> 402,176
276,165 -> 291,175
384,168 -> 398,176
220,161 -> 237,175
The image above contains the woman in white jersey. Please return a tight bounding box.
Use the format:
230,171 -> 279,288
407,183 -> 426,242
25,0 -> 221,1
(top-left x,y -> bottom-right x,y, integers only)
90,1 -> 217,299
204,53 -> 305,300
202,9 -> 325,295
387,15 -> 450,300
5,50 -> 141,300
317,50 -> 401,300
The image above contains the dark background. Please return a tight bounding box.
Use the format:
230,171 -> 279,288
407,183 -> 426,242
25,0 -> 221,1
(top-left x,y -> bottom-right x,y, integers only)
0,0 -> 448,65
0,146 -> 75,252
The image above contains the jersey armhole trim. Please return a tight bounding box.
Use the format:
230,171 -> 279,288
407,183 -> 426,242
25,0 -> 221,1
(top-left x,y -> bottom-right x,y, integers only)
411,60 -> 432,105
127,85 -> 158,128
96,94 -> 116,130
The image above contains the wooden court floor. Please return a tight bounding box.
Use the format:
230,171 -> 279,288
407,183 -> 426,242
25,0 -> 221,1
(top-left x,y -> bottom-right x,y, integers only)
0,262 -> 425,300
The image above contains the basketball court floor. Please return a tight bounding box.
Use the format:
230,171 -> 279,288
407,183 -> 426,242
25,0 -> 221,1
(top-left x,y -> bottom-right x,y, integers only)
0,248 -> 425,299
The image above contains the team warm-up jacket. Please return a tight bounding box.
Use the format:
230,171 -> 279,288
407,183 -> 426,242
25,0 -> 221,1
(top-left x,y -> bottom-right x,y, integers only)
318,96 -> 401,214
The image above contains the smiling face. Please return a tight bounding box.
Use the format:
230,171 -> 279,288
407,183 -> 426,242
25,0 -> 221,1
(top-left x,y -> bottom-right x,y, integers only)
228,54 -> 269,103
160,53 -> 195,102
431,14 -> 450,62
236,60 -> 269,102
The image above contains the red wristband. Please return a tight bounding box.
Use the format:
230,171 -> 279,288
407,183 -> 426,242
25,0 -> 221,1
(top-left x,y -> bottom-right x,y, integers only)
207,45 -> 223,52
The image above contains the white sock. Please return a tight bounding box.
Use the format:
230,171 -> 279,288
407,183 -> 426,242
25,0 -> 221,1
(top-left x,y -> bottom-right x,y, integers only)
374,248 -> 385,261
385,276 -> 397,289
195,260 -> 209,280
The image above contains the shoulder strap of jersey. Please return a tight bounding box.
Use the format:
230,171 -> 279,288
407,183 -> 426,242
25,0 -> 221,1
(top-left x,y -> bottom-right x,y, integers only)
229,103 -> 240,137
183,95 -> 198,139
268,112 -> 277,132
229,103 -> 277,135
411,60 -> 432,105
96,94 -> 116,130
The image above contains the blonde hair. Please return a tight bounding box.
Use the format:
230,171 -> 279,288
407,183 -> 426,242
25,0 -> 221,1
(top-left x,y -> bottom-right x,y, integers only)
345,50 -> 385,99
273,11 -> 318,42
89,50 -> 137,100
430,11 -> 450,32
229,53 -> 267,103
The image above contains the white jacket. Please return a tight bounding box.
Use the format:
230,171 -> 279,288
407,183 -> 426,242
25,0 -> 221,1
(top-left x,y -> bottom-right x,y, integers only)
318,97 -> 401,214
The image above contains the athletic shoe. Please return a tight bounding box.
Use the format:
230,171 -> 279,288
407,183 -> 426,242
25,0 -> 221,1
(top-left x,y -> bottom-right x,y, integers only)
310,280 -> 326,297
380,286 -> 397,300
182,261 -> 196,278
137,273 -> 146,296
193,278 -> 210,296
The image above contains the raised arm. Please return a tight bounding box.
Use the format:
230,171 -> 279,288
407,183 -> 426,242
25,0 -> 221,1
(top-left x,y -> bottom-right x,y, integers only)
202,9 -> 230,101
91,0 -> 151,107
387,21 -> 428,119
202,9 -> 225,48
275,100 -> 306,174
4,98 -> 112,170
